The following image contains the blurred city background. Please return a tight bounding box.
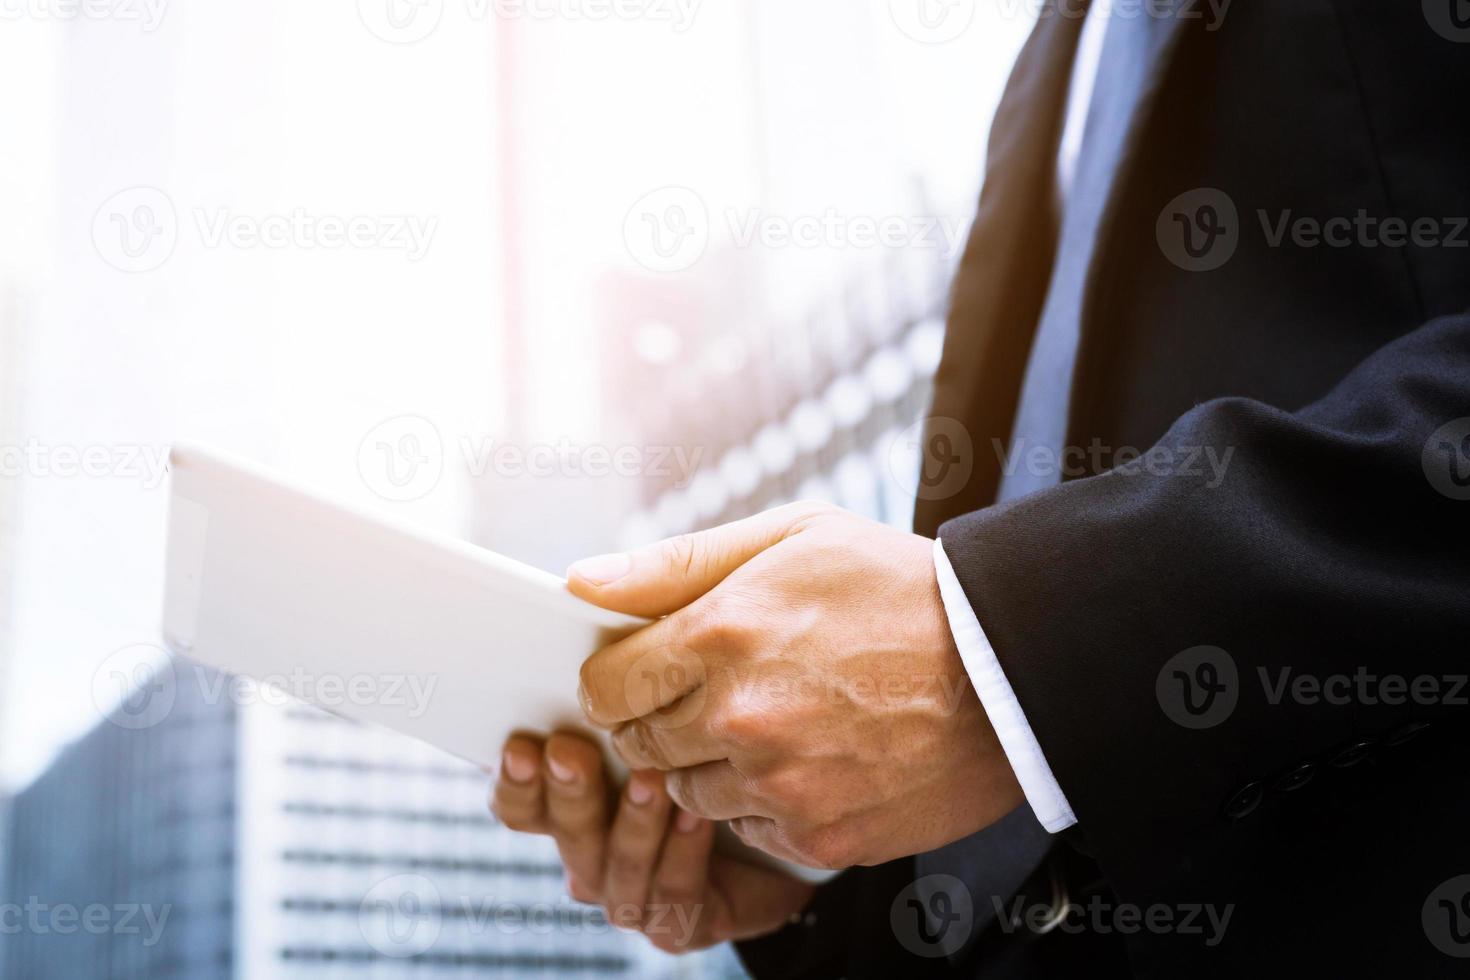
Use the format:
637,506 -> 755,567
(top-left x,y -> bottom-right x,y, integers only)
0,1 -> 1030,976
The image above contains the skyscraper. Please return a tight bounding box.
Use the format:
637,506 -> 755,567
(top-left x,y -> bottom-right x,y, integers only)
1,662 -> 237,980
2,659 -> 742,979
606,245 -> 953,544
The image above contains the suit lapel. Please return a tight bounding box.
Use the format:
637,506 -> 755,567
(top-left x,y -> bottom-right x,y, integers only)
916,7 -> 1193,533
914,3 -> 1088,535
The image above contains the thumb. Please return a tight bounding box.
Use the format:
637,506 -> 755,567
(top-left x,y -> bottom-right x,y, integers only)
566,501 -> 833,618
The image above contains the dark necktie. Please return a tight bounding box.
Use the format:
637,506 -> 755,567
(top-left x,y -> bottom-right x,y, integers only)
999,7 -> 1167,501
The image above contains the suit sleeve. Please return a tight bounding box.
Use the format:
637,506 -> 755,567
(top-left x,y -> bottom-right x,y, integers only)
733,858 -> 956,979
936,311 -> 1470,893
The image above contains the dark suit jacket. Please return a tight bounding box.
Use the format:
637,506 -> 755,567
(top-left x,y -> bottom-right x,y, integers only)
739,2 -> 1470,976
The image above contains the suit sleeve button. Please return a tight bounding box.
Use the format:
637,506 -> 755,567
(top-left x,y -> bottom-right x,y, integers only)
1272,763 -> 1316,792
1223,781 -> 1264,819
1385,721 -> 1432,746
1329,739 -> 1377,768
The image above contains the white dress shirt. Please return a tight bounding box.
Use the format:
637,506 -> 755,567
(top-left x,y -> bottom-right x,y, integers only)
928,6 -> 1111,834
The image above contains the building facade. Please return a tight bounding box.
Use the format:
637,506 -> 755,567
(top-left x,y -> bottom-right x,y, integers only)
2,662 -> 741,979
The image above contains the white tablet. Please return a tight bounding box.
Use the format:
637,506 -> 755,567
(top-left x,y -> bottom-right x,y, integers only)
162,442 -> 833,881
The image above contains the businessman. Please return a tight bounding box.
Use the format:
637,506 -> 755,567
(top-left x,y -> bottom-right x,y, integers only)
492,1 -> 1470,975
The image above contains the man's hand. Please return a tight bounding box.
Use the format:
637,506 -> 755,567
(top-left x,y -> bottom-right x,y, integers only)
490,731 -> 813,952
568,501 -> 1023,870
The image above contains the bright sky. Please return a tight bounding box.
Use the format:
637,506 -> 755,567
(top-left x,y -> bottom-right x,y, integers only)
0,0 -> 1032,790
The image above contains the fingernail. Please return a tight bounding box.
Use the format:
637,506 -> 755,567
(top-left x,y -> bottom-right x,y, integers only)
627,778 -> 653,806
503,748 -> 537,784
547,755 -> 576,785
676,809 -> 702,833
569,552 -> 632,586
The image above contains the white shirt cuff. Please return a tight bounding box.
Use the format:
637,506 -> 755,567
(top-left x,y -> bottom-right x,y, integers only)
932,537 -> 1078,833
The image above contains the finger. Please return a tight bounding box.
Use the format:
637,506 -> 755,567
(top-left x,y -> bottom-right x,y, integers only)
611,715 -> 725,772
579,621 -> 709,728
665,761 -> 763,821
567,872 -> 599,905
566,501 -> 832,617
490,734 -> 547,833
647,810 -> 716,952
543,732 -> 613,893
601,770 -> 673,931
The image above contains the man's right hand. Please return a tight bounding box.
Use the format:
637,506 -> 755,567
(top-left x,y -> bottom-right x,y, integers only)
490,731 -> 815,954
